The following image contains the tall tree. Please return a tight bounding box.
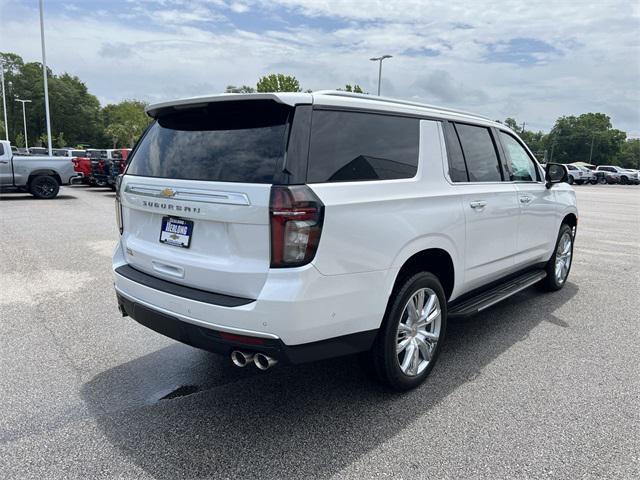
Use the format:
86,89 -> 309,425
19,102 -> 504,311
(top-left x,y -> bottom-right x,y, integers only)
616,138 -> 640,169
102,100 -> 151,148
256,74 -> 301,92
339,84 -> 365,93
547,113 -> 626,164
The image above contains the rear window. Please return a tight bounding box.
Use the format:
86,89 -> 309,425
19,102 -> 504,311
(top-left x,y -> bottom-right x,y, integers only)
307,110 -> 419,183
127,100 -> 291,183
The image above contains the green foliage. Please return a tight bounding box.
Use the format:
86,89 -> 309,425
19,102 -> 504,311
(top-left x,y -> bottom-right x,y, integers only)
55,132 -> 66,148
103,100 -> 151,148
547,113 -> 626,164
256,74 -> 301,92
37,134 -> 48,147
1,52 -> 102,147
225,85 -> 256,93
616,138 -> 640,169
339,84 -> 366,93
14,132 -> 24,148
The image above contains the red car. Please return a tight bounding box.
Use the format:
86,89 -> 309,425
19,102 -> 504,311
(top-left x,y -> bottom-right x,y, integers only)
72,156 -> 92,183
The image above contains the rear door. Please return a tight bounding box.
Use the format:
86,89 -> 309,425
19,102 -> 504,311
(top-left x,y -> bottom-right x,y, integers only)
120,99 -> 298,299
443,122 -> 519,290
0,143 -> 12,185
497,130 -> 557,267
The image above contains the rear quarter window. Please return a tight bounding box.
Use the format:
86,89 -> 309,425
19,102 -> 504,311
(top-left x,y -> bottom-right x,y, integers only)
307,110 -> 419,183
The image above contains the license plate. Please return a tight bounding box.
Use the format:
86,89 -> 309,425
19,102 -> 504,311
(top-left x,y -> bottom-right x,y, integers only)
159,216 -> 193,248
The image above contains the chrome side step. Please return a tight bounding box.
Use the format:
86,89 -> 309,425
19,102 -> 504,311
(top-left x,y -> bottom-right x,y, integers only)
448,269 -> 546,318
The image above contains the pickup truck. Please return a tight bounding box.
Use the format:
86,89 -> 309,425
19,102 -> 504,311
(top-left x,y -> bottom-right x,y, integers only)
0,140 -> 78,199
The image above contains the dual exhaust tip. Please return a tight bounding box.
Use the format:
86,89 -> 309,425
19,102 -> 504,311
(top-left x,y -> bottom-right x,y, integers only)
231,350 -> 278,370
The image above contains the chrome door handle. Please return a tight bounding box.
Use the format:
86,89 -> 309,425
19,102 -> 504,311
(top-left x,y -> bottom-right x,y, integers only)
469,200 -> 487,209
519,196 -> 532,204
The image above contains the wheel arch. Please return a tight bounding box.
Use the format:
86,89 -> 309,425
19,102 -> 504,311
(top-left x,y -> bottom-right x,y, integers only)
28,170 -> 62,185
389,247 -> 456,302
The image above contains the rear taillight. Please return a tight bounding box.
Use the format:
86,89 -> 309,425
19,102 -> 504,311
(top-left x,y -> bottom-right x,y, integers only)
269,185 -> 324,268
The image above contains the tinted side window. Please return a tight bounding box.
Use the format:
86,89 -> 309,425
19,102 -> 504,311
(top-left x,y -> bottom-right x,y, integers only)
443,122 -> 468,182
454,124 -> 502,182
499,131 -> 540,182
0,143 -> 4,155
307,110 -> 419,183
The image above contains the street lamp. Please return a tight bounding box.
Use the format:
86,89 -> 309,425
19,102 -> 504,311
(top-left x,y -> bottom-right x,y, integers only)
40,0 -> 53,156
369,55 -> 392,96
0,63 -> 7,141
15,99 -> 32,149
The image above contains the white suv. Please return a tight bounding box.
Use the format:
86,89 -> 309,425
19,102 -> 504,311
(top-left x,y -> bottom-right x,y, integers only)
112,91 -> 578,390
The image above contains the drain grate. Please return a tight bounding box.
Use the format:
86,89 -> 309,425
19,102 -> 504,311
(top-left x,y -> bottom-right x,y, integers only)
159,385 -> 199,401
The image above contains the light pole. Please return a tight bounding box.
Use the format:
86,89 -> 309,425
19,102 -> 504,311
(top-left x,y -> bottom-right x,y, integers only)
0,63 -> 7,141
15,99 -> 32,149
369,55 -> 392,96
39,0 -> 53,156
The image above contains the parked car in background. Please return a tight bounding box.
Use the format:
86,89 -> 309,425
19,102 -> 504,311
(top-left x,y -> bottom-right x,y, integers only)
107,148 -> 132,190
565,164 -> 586,184
595,165 -> 637,184
576,166 -> 597,184
113,91 -> 578,391
11,145 -> 18,154
71,155 -> 92,184
88,149 -> 110,187
27,147 -> 48,155
0,140 -> 78,198
623,169 -> 640,185
52,148 -> 87,158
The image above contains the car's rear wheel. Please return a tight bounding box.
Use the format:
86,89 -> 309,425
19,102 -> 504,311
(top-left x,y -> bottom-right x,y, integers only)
590,179 -> 598,185
598,177 -> 607,184
541,224 -> 574,291
568,175 -> 574,185
369,272 -> 447,391
29,175 -> 60,199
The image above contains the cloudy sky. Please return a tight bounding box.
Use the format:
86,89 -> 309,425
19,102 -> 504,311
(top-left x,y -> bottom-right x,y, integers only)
1,0 -> 639,135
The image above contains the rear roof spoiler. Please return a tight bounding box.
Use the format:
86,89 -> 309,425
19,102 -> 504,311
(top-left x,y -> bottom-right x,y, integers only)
146,93 -> 313,118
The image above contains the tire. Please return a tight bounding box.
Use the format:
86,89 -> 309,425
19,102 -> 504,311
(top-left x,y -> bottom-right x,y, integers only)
590,179 -> 598,185
575,180 -> 583,185
598,177 -> 607,184
29,175 -> 60,199
541,224 -> 574,291
368,272 -> 447,391
568,175 -> 574,185
620,176 -> 628,185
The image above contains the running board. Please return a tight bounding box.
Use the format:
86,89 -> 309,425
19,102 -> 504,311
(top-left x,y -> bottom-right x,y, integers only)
448,269 -> 547,318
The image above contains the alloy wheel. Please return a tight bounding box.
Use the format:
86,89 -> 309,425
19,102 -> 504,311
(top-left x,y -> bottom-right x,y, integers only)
396,288 -> 441,376
555,232 -> 573,284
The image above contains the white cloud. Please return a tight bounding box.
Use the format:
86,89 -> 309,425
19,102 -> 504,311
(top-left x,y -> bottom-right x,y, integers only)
1,0 -> 638,136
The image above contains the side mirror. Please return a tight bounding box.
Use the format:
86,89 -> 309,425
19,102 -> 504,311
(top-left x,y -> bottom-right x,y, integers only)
545,163 -> 568,188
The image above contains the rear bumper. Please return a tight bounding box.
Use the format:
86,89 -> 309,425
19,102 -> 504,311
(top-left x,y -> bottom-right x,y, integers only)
116,291 -> 376,364
113,241 -> 389,348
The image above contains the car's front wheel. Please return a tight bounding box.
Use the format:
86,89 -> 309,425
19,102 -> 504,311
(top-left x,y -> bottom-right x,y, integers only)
568,175 -> 574,185
369,272 -> 447,391
29,175 -> 60,199
541,224 -> 574,291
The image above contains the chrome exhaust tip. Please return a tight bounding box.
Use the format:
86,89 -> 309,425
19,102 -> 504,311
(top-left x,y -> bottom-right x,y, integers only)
231,350 -> 254,368
253,353 -> 278,371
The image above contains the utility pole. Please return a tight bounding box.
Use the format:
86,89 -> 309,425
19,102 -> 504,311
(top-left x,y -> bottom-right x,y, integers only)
550,136 -> 557,162
15,99 -> 32,149
588,133 -> 595,164
0,63 -> 8,141
521,122 -> 526,134
39,0 -> 53,156
369,55 -> 392,96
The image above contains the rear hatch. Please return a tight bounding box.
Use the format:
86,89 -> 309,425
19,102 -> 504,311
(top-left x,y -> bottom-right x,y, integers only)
119,99 -> 300,299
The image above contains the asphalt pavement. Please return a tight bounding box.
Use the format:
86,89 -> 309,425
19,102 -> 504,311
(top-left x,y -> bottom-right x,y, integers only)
0,184 -> 638,479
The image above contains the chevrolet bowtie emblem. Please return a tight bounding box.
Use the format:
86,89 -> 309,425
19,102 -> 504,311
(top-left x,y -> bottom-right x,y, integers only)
160,188 -> 176,198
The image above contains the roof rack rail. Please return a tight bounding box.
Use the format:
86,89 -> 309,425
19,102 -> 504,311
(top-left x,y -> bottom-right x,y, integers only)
313,90 -> 492,121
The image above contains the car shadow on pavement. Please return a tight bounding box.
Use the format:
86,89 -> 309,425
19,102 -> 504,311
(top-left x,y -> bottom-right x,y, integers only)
81,282 -> 577,479
0,194 -> 77,201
